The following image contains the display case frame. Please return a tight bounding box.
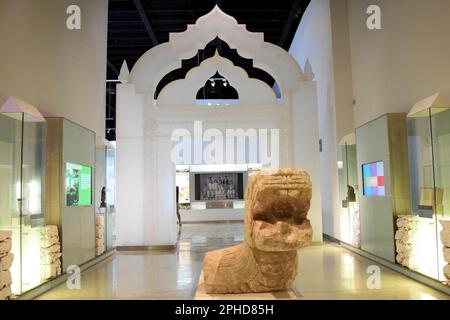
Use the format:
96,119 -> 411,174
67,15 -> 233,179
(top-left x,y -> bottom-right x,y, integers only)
407,102 -> 450,282
0,98 -> 47,295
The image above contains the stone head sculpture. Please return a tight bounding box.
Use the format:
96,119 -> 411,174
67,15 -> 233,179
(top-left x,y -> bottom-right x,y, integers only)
203,168 -> 313,294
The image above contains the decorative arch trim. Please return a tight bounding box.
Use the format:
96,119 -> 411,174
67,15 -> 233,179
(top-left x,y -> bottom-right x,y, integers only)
157,51 -> 277,106
128,6 -> 306,96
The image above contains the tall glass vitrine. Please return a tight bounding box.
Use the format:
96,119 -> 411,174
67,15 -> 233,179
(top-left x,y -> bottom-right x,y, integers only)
407,107 -> 450,282
337,135 -> 361,248
0,111 -> 46,294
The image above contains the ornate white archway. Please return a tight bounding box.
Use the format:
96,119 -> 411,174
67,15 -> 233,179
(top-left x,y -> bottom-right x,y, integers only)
115,6 -> 322,247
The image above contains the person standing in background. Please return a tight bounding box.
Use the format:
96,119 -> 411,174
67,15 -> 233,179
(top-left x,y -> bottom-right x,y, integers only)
176,186 -> 181,226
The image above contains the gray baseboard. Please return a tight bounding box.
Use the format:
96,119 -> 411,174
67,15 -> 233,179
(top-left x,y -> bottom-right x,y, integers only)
116,245 -> 176,251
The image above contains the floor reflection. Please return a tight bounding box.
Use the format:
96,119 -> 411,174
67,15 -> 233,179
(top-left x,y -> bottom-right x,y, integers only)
37,222 -> 243,300
36,222 -> 449,300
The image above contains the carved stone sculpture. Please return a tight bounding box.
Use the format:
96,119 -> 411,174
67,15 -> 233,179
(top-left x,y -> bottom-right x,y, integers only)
0,230 -> 13,300
440,220 -> 450,281
203,168 -> 313,294
100,186 -> 107,208
395,215 -> 417,268
40,225 -> 62,279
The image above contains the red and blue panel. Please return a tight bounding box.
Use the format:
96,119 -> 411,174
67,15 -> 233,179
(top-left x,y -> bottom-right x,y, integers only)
363,161 -> 385,196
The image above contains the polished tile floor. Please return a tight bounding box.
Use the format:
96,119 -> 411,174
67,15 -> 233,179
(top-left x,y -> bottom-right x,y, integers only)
37,222 -> 449,300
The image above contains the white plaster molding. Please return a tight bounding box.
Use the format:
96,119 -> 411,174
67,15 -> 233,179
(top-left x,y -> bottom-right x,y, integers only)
157,51 -> 277,106
303,59 -> 315,81
115,6 -> 321,247
129,5 -> 305,96
118,60 -> 130,84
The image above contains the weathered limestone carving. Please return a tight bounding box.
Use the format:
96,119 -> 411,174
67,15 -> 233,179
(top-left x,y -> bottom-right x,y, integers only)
440,220 -> 450,282
40,225 -> 62,279
395,215 -> 417,268
95,214 -> 105,256
203,168 -> 313,294
0,230 -> 13,300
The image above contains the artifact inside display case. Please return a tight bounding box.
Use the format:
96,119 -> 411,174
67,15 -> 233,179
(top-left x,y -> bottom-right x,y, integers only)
203,168 -> 313,294
439,220 -> 450,284
39,225 -> 62,280
406,93 -> 450,282
0,230 -> 13,300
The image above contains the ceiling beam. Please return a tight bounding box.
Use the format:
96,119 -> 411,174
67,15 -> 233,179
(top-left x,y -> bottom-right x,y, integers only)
279,0 -> 301,47
132,0 -> 159,45
107,60 -> 120,76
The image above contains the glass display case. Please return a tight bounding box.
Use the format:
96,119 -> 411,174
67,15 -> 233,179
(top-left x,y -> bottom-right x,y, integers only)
337,135 -> 360,248
407,107 -> 450,282
95,142 -> 116,254
0,110 -> 46,294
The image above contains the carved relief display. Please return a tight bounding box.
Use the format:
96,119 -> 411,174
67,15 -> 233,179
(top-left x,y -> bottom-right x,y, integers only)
203,168 -> 313,293
441,220 -> 450,282
0,230 -> 13,300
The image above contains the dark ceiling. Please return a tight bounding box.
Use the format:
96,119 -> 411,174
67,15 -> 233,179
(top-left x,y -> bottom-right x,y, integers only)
106,0 -> 311,140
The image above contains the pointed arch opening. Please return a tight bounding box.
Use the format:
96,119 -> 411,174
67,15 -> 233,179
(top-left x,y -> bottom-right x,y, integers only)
154,38 -> 281,100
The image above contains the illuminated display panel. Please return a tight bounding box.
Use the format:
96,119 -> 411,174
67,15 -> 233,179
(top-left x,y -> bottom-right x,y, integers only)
363,161 -> 385,196
65,162 -> 92,206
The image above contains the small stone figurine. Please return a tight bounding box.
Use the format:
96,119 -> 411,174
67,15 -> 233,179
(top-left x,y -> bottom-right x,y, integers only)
100,186 -> 106,208
203,168 -> 313,293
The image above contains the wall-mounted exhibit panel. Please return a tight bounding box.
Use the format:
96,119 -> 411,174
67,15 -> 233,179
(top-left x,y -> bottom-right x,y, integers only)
0,110 -> 46,295
407,107 -> 450,282
337,135 -> 360,248
356,114 -> 411,263
45,118 -> 96,271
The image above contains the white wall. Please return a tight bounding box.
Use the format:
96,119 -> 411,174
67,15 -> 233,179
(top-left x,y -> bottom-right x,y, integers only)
289,0 -> 340,238
289,0 -> 450,242
291,85 -> 323,243
0,0 -> 108,137
116,84 -> 146,246
329,0 -> 355,142
348,0 -> 450,127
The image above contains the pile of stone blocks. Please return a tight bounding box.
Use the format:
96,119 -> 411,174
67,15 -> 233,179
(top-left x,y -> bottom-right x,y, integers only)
95,214 -> 105,256
40,225 -> 62,280
352,207 -> 361,248
0,230 -> 13,300
440,220 -> 450,283
395,215 -> 416,268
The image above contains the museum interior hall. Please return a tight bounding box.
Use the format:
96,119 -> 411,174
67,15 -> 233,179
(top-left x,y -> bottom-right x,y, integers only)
0,0 -> 449,302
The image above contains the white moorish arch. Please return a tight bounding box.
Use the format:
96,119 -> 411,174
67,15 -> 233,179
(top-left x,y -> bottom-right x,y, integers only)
130,5 -> 305,97
157,51 -> 277,106
116,6 -> 322,247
